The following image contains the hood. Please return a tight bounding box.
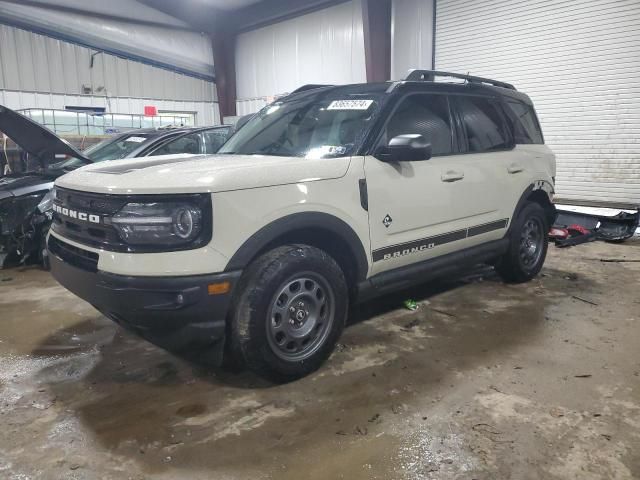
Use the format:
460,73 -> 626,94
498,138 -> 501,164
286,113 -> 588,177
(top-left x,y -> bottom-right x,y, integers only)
0,104 -> 91,163
55,153 -> 352,194
0,173 -> 55,200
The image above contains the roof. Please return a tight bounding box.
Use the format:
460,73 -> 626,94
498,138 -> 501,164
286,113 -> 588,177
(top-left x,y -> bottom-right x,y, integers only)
282,77 -> 533,105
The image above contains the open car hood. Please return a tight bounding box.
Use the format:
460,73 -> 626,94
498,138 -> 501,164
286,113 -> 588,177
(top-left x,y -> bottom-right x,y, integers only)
0,104 -> 91,163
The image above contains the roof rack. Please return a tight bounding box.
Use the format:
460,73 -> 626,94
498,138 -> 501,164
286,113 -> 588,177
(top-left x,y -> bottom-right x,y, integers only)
403,69 -> 516,90
290,84 -> 334,94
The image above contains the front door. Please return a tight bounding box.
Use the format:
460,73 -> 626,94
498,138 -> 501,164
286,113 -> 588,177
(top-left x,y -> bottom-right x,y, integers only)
365,93 -> 509,275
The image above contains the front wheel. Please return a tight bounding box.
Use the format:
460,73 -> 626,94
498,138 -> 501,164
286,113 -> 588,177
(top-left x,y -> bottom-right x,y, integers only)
495,202 -> 549,283
229,245 -> 348,382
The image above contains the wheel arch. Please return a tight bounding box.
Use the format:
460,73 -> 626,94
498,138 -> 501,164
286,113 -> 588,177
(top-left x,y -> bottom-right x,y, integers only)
508,181 -> 557,236
224,212 -> 369,288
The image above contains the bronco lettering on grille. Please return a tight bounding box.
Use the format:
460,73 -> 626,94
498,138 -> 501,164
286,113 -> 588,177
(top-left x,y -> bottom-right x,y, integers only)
53,204 -> 100,224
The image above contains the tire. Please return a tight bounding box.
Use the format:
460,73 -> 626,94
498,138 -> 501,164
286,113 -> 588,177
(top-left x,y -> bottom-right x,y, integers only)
495,202 -> 549,283
229,245 -> 348,382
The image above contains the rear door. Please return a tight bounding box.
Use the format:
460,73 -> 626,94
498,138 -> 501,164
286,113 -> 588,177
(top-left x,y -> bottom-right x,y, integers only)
452,95 -> 523,230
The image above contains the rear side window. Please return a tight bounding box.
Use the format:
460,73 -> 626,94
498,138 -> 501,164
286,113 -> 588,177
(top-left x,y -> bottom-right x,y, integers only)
503,100 -> 544,144
383,94 -> 453,155
455,96 -> 510,152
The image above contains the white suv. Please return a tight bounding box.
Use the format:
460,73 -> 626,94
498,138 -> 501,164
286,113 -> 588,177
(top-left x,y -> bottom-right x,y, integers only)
48,70 -> 556,381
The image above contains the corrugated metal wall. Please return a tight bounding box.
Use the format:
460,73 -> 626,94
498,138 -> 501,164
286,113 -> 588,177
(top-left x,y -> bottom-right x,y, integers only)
0,1 -> 215,78
391,0 -> 434,80
235,0 -> 367,115
0,24 -> 220,125
434,0 -> 640,206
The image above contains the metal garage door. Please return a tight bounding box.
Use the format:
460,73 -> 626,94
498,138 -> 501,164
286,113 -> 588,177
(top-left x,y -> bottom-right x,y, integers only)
434,0 -> 640,207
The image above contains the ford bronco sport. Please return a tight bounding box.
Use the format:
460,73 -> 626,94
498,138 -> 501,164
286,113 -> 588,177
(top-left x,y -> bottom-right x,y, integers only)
48,70 -> 556,382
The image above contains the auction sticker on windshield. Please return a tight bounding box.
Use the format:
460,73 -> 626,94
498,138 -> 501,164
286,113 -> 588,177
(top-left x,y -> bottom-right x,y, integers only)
327,100 -> 374,110
125,136 -> 147,143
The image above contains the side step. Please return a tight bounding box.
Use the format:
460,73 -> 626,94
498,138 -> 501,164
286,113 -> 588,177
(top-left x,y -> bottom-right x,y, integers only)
356,239 -> 509,302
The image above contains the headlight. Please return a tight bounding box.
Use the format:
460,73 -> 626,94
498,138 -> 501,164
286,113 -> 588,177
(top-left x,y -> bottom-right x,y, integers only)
38,189 -> 54,213
111,202 -> 204,246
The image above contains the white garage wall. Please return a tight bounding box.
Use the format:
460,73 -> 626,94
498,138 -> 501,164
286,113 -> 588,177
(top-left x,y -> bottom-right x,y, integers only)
391,0 -> 434,80
435,0 -> 640,206
235,0 -> 367,115
0,24 -> 221,126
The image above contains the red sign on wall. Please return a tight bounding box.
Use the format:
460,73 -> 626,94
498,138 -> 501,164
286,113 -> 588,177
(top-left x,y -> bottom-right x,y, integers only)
144,106 -> 158,116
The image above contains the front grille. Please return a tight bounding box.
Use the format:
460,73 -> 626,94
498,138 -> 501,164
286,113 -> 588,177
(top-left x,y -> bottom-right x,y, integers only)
54,188 -> 127,215
48,235 -> 99,272
51,187 -> 213,253
51,187 -> 128,251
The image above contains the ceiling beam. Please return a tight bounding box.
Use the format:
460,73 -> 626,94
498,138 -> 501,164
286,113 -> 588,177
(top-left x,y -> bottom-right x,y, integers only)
1,0 -> 191,29
226,0 -> 349,32
137,0 -> 220,33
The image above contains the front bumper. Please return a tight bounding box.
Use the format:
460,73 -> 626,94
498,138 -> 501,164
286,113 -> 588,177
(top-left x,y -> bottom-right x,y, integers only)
48,235 -> 241,353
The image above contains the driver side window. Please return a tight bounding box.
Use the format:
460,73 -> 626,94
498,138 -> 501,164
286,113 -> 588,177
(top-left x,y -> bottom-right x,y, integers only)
383,94 -> 453,155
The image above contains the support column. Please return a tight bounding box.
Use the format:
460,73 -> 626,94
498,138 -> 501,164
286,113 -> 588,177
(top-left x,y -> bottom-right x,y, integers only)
362,0 -> 392,83
211,27 -> 237,121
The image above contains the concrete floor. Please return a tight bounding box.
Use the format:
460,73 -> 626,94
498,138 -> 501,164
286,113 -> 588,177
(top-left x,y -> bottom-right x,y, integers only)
1,240 -> 639,480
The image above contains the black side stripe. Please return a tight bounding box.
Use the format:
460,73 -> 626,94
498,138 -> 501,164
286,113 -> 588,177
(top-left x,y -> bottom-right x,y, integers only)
372,218 -> 509,262
468,218 -> 509,236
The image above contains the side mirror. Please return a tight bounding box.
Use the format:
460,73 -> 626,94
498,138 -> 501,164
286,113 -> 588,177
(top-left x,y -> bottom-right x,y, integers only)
374,134 -> 432,162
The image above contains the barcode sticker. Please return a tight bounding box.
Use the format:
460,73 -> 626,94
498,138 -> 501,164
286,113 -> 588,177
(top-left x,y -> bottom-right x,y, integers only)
124,136 -> 147,143
327,100 -> 374,110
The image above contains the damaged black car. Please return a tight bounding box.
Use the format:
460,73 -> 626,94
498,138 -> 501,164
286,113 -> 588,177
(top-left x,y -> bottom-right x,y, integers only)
0,104 -> 234,269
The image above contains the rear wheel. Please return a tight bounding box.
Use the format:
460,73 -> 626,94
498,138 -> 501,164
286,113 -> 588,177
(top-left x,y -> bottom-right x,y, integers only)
229,245 -> 347,382
495,202 -> 549,283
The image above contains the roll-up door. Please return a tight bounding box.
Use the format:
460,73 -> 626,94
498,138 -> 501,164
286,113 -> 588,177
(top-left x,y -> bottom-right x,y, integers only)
435,0 -> 640,206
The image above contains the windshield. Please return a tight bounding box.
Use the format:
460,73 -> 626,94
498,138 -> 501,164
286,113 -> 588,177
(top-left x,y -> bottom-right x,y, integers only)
83,134 -> 153,161
46,156 -> 88,172
218,95 -> 380,158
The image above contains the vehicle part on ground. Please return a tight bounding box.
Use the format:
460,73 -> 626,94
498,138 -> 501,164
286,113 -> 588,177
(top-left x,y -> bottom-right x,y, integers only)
550,224 -> 597,248
549,227 -> 569,240
554,207 -> 639,243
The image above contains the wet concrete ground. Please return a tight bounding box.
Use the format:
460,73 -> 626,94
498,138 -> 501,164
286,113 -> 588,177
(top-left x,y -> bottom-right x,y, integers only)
1,240 -> 639,479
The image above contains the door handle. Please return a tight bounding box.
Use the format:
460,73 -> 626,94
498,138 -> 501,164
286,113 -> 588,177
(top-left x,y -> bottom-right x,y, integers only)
507,163 -> 524,174
441,170 -> 465,182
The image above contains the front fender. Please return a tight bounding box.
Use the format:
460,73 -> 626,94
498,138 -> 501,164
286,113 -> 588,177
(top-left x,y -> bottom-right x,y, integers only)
224,211 -> 369,281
